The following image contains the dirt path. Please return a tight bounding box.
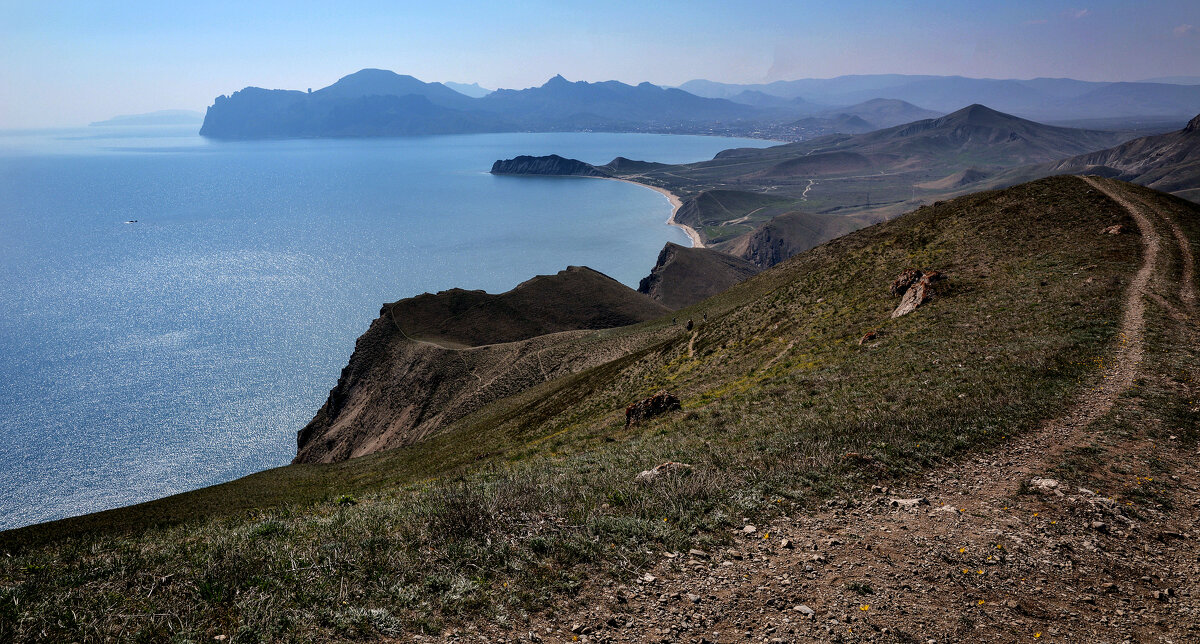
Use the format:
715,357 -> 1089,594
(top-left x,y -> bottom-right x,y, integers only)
475,178 -> 1200,643
387,304 -> 484,385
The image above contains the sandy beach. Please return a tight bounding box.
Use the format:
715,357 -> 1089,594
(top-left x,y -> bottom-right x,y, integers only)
606,178 -> 704,249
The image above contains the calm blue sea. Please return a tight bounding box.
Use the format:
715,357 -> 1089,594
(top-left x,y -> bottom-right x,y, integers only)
0,126 -> 775,529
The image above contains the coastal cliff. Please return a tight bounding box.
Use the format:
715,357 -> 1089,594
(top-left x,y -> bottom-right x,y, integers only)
489,154 -> 611,177
295,267 -> 669,463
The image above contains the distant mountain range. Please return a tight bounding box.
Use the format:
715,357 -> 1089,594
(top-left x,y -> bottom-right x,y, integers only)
200,69 -> 1200,141
200,69 -> 759,139
90,109 -> 204,127
679,74 -> 1200,122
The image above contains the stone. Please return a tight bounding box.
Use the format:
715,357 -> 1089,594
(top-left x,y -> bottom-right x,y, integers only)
625,390 -> 682,426
634,461 -> 692,484
794,605 -> 815,618
742,525 -> 757,534
1030,478 -> 1060,490
859,330 -> 878,345
1102,224 -> 1126,235
688,548 -> 709,558
892,269 -> 946,318
890,268 -> 924,297
889,497 -> 930,508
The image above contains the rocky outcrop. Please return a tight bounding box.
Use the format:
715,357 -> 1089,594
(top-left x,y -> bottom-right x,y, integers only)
637,243 -> 761,309
891,269 -> 945,318
625,390 -> 682,427
490,155 -> 611,177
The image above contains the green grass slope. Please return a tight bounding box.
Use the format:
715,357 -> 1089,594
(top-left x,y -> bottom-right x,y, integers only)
3,177 -> 1194,643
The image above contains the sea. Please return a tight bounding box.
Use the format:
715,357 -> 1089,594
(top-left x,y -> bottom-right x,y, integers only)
0,126 -> 776,530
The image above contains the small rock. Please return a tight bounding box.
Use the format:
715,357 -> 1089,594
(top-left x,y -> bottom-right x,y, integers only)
635,461 -> 692,484
687,593 -> 701,604
641,574 -> 657,583
780,538 -> 794,549
1091,521 -> 1110,533
859,330 -> 878,345
1102,224 -> 1126,235
688,548 -> 709,558
1031,478 -> 1059,490
889,497 -> 930,508
794,605 -> 815,618
742,525 -> 757,534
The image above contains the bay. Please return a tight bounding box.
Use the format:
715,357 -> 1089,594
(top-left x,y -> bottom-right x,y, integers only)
0,127 -> 775,529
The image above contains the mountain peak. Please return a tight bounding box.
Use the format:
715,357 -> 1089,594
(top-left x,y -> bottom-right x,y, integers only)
544,74 -> 571,87
1187,113 -> 1200,133
948,103 -> 1005,119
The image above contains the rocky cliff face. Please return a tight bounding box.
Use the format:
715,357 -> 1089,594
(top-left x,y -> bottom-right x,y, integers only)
489,155 -> 611,177
637,243 -> 760,309
295,267 -> 669,463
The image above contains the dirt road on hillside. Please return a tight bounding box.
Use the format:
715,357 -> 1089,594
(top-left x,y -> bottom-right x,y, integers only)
470,177 -> 1200,643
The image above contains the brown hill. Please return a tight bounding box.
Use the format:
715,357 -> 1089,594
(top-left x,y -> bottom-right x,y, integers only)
636,243 -> 761,309
381,265 -> 667,347
294,266 -> 669,463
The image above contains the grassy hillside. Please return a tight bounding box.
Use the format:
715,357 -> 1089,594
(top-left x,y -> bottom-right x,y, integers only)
4,177 -> 1194,642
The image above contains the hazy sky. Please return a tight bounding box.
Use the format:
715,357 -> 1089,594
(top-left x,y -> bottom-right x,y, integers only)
2,0 -> 1199,128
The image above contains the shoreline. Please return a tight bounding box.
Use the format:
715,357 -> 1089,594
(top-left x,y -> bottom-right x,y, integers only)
605,178 -> 704,249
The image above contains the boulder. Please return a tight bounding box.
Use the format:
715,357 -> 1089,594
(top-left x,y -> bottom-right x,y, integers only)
1102,224 -> 1126,235
891,270 -> 945,318
625,390 -> 682,426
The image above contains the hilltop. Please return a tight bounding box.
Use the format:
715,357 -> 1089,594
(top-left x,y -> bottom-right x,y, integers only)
636,242 -> 761,309
3,176 -> 1197,642
296,266 -> 668,463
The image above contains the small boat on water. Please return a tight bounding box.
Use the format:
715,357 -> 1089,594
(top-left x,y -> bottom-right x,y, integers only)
124,220 -> 138,224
